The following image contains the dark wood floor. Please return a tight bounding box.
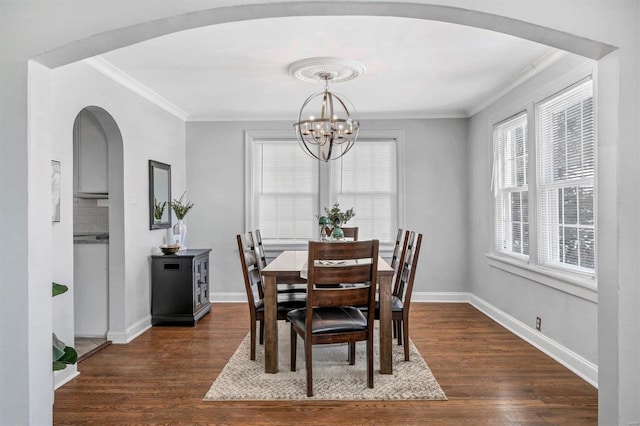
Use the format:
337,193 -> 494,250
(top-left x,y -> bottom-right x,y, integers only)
54,303 -> 597,425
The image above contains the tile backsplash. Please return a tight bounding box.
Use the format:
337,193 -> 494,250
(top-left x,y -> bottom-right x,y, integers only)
73,198 -> 109,234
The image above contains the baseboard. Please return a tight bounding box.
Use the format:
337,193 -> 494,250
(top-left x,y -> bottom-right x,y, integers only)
208,290 -> 598,388
54,364 -> 79,389
211,292 -> 246,303
107,315 -> 152,344
467,294 -> 598,388
412,291 -> 472,302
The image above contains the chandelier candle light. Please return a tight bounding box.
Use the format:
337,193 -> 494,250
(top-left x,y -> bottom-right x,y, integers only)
290,57 -> 365,162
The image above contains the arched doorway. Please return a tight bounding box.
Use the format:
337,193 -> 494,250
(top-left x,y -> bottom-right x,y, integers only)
71,106 -> 125,355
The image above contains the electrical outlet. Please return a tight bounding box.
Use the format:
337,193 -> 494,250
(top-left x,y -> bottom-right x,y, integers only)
535,317 -> 541,331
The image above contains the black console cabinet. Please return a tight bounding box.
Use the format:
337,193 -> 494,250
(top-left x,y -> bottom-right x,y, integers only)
151,249 -> 211,326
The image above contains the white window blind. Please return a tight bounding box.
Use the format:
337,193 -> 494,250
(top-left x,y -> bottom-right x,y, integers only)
537,79 -> 595,273
331,139 -> 397,242
494,113 -> 529,257
252,140 -> 318,240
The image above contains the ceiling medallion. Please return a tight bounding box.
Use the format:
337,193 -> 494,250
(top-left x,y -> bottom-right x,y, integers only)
290,57 -> 365,162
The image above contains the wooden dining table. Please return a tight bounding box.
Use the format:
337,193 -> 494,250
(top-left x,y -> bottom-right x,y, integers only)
261,250 -> 395,374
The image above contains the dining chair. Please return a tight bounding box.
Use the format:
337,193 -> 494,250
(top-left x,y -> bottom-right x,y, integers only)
357,230 -> 421,361
254,229 -> 307,294
236,232 -> 306,360
287,240 -> 379,397
341,226 -> 359,241
388,230 -> 422,361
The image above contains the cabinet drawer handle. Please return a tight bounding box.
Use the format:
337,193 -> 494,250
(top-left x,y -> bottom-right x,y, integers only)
163,263 -> 181,270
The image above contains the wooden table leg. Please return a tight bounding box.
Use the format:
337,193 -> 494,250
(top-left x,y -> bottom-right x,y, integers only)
264,275 -> 278,373
378,273 -> 392,374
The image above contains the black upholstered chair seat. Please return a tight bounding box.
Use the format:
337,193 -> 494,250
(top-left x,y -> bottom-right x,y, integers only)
287,307 -> 367,334
255,293 -> 307,313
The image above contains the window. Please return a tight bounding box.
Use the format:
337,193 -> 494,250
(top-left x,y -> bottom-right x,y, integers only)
537,79 -> 595,273
492,77 -> 596,283
250,139 -> 318,241
247,131 -> 401,244
331,140 -> 397,242
494,113 -> 529,257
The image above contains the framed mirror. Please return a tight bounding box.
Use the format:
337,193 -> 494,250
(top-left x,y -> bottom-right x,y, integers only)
149,160 -> 171,230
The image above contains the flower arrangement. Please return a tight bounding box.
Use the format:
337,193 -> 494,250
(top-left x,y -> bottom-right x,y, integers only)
153,197 -> 167,221
171,191 -> 194,220
322,203 -> 355,228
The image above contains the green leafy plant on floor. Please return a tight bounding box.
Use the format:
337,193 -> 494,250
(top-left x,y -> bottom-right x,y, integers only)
52,282 -> 78,371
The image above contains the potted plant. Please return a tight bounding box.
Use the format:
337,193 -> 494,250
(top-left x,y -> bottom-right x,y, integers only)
321,203 -> 355,240
170,191 -> 194,248
52,282 -> 78,371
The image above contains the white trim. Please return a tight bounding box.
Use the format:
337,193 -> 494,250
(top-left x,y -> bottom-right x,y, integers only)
84,56 -> 189,120
468,50 -> 568,116
411,291 -> 472,302
487,252 -> 597,302
106,315 -> 152,344
469,293 -> 598,388
207,290 -> 597,388
54,365 -> 80,389
186,110 -> 469,122
211,292 -> 247,303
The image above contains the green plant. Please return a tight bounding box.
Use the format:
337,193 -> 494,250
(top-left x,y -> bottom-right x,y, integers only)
52,282 -> 78,371
170,191 -> 194,220
153,197 -> 167,220
323,203 -> 355,228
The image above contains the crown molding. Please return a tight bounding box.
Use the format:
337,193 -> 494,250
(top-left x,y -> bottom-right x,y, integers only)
186,110 -> 468,122
83,56 -> 189,121
466,49 -> 568,117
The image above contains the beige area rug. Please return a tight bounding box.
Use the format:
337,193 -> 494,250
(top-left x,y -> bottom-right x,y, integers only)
204,322 -> 447,401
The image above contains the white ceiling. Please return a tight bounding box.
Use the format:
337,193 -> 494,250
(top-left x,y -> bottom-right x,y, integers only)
94,16 -> 566,121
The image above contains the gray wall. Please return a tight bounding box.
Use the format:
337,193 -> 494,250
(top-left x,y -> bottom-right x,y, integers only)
468,55 -> 599,364
186,118 -> 469,299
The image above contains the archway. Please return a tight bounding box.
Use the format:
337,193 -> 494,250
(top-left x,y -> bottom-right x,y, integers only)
22,3 -> 625,425
71,106 -> 125,349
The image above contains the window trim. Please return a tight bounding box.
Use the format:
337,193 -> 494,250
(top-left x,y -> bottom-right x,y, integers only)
245,129 -> 405,251
488,60 -> 597,298
493,111 -> 529,259
535,77 -> 596,275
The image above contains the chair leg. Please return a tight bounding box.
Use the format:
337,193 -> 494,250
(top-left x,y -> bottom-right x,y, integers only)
348,342 -> 356,365
367,336 -> 374,388
290,325 -> 297,372
403,318 -> 410,361
305,339 -> 313,397
259,320 -> 264,345
250,321 -> 256,361
396,321 -> 402,346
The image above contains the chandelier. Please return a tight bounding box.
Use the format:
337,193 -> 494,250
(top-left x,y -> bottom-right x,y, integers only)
289,58 -> 365,162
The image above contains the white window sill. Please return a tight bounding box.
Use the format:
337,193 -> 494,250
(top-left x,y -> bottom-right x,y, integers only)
486,252 -> 598,303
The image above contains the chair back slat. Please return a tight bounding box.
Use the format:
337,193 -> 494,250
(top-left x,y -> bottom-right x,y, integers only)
237,232 -> 265,302
389,228 -> 404,272
254,229 -> 268,272
312,262 -> 373,285
393,231 -> 422,306
310,286 -> 371,307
